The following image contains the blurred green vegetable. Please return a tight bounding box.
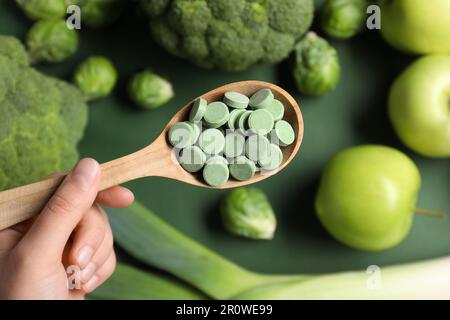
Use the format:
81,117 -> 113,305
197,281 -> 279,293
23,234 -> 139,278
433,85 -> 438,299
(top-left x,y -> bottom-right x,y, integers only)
293,32 -> 340,96
141,0 -> 314,71
221,187 -> 277,240
107,201 -> 450,299
128,70 -> 174,110
76,0 -> 125,28
107,202 -> 296,299
233,257 -> 450,299
321,0 -> 367,39
379,0 -> 450,55
0,35 -> 88,190
315,145 -> 423,251
26,19 -> 78,64
74,56 -> 117,100
90,264 -> 207,300
15,0 -> 67,20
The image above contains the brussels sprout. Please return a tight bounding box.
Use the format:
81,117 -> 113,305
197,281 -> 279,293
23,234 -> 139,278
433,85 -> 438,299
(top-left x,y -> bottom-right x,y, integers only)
293,32 -> 340,96
74,56 -> 118,100
128,70 -> 174,110
321,0 -> 367,39
26,19 -> 78,64
16,0 -> 67,20
78,0 -> 125,28
220,187 -> 277,240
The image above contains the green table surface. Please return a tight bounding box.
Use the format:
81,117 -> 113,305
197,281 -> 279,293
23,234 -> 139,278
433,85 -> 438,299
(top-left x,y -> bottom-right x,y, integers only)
1,1 -> 449,276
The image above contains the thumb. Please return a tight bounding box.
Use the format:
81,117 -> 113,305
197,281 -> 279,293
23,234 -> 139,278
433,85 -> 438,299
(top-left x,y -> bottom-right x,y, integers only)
19,158 -> 101,260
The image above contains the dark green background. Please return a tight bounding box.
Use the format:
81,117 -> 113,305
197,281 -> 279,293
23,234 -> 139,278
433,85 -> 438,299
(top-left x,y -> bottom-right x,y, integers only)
1,0 -> 448,275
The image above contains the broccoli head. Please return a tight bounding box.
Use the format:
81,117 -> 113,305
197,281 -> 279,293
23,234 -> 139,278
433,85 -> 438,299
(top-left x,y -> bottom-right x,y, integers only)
0,36 -> 88,191
141,0 -> 314,71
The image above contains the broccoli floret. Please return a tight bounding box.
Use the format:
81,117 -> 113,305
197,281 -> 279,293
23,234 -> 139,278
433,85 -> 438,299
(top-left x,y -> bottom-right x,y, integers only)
267,0 -> 313,35
0,36 -> 88,191
263,28 -> 296,64
0,36 -> 29,66
142,0 -> 314,71
206,19 -> 264,71
150,18 -> 181,57
241,2 -> 268,29
167,0 -> 212,36
141,0 -> 170,17
208,0 -> 246,21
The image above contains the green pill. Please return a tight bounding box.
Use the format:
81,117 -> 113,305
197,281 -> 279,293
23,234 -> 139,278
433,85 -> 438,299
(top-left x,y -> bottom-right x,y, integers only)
179,145 -> 206,173
248,109 -> 274,135
229,156 -> 256,181
224,132 -> 245,158
249,89 -> 274,109
168,86 -> 295,186
187,122 -> 201,144
237,111 -> 252,133
228,109 -> 246,129
189,98 -> 207,122
266,99 -> 285,121
245,134 -> 271,162
199,128 -> 225,155
258,144 -> 283,171
206,155 -> 228,166
204,101 -> 229,128
274,120 -> 295,146
168,122 -> 194,148
203,162 -> 229,187
223,91 -> 249,109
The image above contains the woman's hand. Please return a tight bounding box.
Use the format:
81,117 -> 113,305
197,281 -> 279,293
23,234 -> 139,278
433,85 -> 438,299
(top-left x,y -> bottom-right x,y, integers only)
0,158 -> 134,299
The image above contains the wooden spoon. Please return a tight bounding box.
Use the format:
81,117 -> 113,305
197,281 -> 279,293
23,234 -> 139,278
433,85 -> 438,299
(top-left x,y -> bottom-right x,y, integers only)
0,80 -> 303,230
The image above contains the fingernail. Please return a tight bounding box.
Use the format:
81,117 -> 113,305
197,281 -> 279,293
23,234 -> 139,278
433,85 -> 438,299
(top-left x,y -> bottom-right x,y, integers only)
81,262 -> 97,283
71,158 -> 99,191
76,245 -> 94,269
83,275 -> 99,293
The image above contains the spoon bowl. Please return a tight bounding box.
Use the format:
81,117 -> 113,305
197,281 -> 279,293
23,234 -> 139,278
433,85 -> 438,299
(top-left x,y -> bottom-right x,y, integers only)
158,80 -> 304,188
0,80 -> 303,230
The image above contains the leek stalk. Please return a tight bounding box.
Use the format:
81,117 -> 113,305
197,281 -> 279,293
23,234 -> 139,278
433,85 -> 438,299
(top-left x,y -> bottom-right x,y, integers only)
90,263 -> 207,300
107,202 -> 299,299
107,202 -> 450,300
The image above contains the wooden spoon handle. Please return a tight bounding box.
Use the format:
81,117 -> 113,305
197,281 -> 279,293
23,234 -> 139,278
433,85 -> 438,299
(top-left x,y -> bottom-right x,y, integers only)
0,175 -> 64,230
0,149 -> 153,230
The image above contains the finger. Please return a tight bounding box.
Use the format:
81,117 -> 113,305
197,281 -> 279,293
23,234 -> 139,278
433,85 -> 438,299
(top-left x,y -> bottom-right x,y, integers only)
10,217 -> 36,234
80,209 -> 114,283
0,218 -> 36,252
18,158 -> 100,259
0,229 -> 22,252
68,206 -> 107,270
95,186 -> 134,208
83,251 -> 116,293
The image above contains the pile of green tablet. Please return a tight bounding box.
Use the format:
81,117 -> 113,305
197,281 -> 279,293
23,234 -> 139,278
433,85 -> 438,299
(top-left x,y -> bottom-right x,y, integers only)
168,88 -> 295,186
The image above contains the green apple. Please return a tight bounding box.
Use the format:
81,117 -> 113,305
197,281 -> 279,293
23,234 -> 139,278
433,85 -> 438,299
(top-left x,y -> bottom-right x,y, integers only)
379,0 -> 450,54
389,55 -> 450,158
315,145 -> 421,251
